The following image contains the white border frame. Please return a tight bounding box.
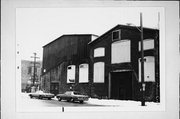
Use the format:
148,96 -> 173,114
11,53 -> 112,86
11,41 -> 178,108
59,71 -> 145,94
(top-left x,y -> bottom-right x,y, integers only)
1,1 -> 179,119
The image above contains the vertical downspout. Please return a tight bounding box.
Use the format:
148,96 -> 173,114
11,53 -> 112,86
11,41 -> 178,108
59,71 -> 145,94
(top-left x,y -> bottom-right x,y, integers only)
108,73 -> 111,99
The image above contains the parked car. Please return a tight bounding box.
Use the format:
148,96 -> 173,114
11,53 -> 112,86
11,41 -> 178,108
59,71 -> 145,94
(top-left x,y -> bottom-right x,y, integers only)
29,90 -> 55,100
56,91 -> 89,103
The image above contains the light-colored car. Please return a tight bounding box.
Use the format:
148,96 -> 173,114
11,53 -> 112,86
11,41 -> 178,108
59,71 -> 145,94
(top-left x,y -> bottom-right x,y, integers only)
56,91 -> 89,103
29,90 -> 55,100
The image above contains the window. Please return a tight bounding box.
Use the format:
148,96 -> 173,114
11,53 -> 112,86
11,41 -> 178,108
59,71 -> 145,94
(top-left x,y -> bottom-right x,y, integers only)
111,40 -> 131,64
139,56 -> 155,82
67,65 -> 75,83
94,47 -> 105,57
93,62 -> 105,83
28,67 -> 32,74
79,64 -> 89,83
112,30 -> 121,41
139,39 -> 154,51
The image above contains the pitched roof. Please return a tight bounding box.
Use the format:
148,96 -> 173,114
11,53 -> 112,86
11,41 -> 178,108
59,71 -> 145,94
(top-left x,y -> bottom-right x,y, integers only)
88,24 -> 158,45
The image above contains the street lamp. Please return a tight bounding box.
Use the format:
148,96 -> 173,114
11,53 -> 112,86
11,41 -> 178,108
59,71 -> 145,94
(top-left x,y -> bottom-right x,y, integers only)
127,12 -> 146,106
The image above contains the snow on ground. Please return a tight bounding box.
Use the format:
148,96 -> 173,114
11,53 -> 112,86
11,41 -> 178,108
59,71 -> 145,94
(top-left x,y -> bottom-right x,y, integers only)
87,98 -> 159,107
17,93 -> 63,112
17,93 -> 164,112
65,98 -> 163,112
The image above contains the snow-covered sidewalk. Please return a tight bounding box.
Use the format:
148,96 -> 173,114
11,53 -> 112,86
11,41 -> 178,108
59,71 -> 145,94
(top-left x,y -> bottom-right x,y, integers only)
87,98 -> 159,107
17,93 -> 164,112
65,98 -> 163,112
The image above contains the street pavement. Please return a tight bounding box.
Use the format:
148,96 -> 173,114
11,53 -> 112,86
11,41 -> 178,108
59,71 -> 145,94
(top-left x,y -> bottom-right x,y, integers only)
17,93 -> 162,112
18,93 -> 103,112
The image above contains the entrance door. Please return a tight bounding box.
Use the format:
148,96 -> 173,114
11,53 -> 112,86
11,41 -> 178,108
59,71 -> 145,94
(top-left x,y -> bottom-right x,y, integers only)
50,83 -> 59,95
111,71 -> 132,100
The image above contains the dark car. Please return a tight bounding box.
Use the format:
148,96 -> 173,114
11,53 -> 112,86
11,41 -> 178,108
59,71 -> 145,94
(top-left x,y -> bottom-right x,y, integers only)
56,91 -> 89,103
29,90 -> 55,100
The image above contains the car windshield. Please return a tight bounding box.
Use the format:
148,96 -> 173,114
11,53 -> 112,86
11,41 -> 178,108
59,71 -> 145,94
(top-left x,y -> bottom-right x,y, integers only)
37,91 -> 44,94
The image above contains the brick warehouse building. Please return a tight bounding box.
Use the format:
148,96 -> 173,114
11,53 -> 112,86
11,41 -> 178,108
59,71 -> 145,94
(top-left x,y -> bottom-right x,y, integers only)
41,34 -> 98,95
88,25 -> 159,102
42,25 -> 159,102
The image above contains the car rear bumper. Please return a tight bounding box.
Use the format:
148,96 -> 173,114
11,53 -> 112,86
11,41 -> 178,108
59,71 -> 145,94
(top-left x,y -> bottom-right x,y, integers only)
77,97 -> 89,101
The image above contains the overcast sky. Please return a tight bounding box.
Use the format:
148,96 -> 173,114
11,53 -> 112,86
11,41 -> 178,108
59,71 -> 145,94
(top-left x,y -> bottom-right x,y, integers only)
16,7 -> 161,61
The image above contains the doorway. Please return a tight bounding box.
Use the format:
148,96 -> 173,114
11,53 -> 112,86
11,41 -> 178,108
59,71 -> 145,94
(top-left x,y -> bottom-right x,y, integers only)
50,83 -> 59,95
110,71 -> 133,100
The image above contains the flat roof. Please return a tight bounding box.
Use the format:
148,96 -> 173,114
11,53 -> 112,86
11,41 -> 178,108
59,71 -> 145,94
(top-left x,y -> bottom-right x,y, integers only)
43,34 -> 99,48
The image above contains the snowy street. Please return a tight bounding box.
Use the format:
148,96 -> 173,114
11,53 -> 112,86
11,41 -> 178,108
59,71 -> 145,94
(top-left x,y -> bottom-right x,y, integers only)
17,93 -> 163,112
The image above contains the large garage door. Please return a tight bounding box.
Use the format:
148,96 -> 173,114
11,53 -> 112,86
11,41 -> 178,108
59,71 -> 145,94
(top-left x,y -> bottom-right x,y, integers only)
111,71 -> 133,100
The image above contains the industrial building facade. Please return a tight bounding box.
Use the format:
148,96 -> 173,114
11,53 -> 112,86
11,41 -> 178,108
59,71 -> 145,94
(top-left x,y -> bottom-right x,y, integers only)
88,25 -> 159,102
41,25 -> 159,102
41,34 -> 98,95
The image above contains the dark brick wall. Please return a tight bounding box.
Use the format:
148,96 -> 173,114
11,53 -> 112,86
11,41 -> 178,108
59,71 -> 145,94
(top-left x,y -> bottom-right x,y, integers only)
42,35 -> 94,95
58,62 -> 90,95
42,35 -> 92,73
89,25 -> 159,101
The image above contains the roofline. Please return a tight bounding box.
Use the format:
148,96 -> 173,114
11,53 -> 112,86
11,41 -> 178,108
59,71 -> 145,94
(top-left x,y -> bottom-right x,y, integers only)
88,25 -> 119,45
43,34 -> 98,48
21,59 -> 42,63
88,24 -> 159,45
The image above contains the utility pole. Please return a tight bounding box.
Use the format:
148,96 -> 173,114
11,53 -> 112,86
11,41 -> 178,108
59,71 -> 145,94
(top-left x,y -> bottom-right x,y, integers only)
140,12 -> 146,106
126,13 -> 146,106
31,53 -> 40,86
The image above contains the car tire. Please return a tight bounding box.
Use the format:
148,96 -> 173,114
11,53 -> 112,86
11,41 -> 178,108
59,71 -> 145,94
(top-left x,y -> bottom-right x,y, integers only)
39,96 -> 42,99
79,100 -> 83,104
67,98 -> 71,102
72,99 -> 75,102
58,98 -> 62,101
48,98 -> 51,100
30,95 -> 33,98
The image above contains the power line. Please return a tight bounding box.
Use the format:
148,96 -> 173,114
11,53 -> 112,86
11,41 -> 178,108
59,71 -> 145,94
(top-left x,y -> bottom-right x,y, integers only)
30,53 -> 40,86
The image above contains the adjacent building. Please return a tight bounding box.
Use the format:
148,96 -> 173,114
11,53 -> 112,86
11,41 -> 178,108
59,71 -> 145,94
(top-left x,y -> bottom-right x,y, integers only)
21,60 -> 42,92
41,34 -> 98,95
41,25 -> 159,102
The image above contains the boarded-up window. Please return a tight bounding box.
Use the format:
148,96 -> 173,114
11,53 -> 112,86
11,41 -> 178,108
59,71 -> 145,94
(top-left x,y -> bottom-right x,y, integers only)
93,62 -> 104,83
79,64 -> 89,83
139,39 -> 154,51
94,47 -> 105,57
67,65 -> 75,83
111,40 -> 131,64
139,56 -> 155,82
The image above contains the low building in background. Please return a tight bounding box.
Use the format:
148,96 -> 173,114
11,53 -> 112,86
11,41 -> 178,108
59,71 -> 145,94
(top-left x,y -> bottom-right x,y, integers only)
21,60 -> 42,92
